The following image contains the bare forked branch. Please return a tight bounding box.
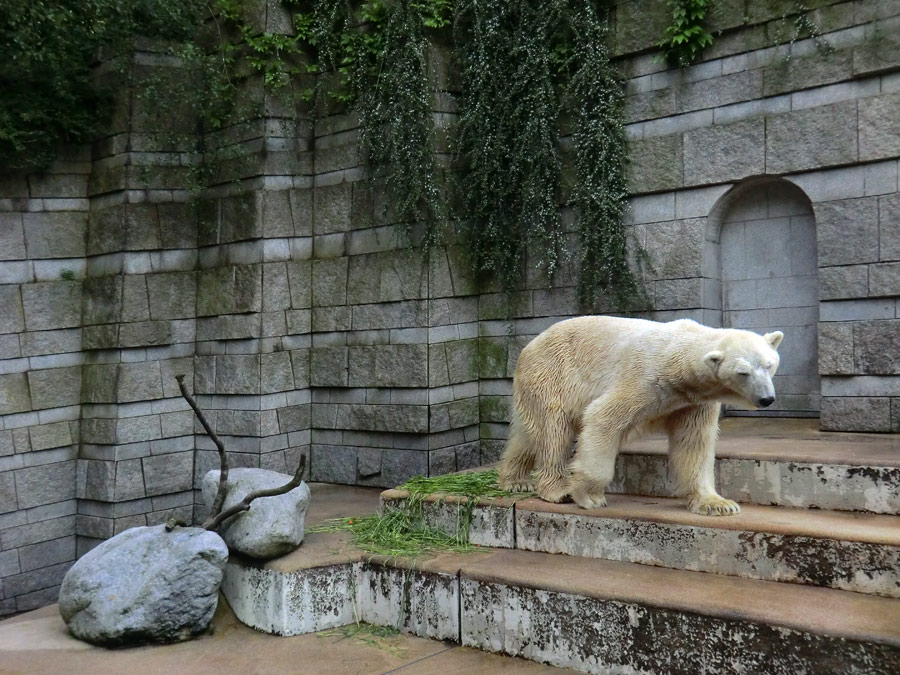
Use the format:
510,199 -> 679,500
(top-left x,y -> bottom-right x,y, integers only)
176,374 -> 229,521
202,456 -> 307,532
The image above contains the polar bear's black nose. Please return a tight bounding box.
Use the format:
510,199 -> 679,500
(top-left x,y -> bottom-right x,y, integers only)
759,396 -> 775,407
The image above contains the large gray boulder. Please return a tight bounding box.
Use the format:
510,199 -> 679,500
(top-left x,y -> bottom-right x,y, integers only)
58,525 -> 228,646
202,468 -> 310,559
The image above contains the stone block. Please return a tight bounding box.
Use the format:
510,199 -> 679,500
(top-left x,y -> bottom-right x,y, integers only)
117,361 -> 163,402
23,212 -> 87,259
0,286 -> 24,334
289,188 -> 313,236
29,421 -> 73,452
820,396 -> 892,432
234,264 -> 262,314
79,459 -> 115,500
310,347 -> 347,387
854,320 -> 900,374
869,262 -> 900,297
21,281 -> 82,331
82,276 -> 121,326
123,204 -> 160,250
261,191 -> 293,238
310,444 -> 357,484
653,277 -> 702,310
143,452 -> 193,496
854,31 -> 900,78
446,339 -> 479,384
815,197 -> 879,266
27,366 -> 81,410
220,193 -> 261,243
0,213 -> 26,260
762,47 -> 852,99
0,472 -> 16,513
818,265 -> 868,300
0,372 -> 30,416
684,119 -> 764,186
379,449 -> 427,487
627,134 -> 683,194
81,417 -> 117,444
277,405 -> 310,434
14,461 -> 76,509
818,322 -> 853,375
766,101 -> 858,174
196,266 -> 233,317
312,306 -> 351,332
120,276 -> 150,322
114,458 -> 146,501
643,218 -> 705,280
262,263 -> 291,312
260,351 -> 293,394
117,416 -> 162,444
348,344 -> 428,388
118,321 -> 172,348
86,206 -> 124,256
215,354 -> 261,395
313,183 -> 352,235
879,193 -> 900,262
289,349 -> 310,388
859,93 -> 900,163
146,272 -> 196,320
157,203 -> 197,249
311,258 -> 347,306
18,536 -> 76,573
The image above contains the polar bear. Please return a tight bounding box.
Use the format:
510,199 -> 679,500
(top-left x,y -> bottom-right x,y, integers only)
497,316 -> 783,515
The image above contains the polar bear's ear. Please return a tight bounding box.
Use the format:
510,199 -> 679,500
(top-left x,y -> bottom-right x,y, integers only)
703,350 -> 724,372
764,331 -> 784,349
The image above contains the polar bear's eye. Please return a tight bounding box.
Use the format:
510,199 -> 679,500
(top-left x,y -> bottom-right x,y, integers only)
736,370 -> 750,377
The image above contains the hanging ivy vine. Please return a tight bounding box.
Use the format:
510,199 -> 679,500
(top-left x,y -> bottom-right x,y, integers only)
2,0 -> 645,311
453,0 -> 562,290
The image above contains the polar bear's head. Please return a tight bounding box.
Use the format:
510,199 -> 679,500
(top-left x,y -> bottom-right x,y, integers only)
703,330 -> 784,409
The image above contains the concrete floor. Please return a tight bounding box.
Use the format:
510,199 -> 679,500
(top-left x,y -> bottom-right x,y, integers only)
0,597 -> 567,675
0,483 -> 567,674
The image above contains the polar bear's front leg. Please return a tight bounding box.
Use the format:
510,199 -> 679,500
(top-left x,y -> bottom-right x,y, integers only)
666,402 -> 741,516
567,397 -> 626,510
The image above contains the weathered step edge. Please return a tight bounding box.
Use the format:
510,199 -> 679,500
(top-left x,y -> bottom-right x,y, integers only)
381,491 -> 900,598
221,538 -> 900,675
610,452 -> 900,514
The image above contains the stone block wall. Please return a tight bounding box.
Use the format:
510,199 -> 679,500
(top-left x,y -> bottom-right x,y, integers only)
1,0 -> 899,614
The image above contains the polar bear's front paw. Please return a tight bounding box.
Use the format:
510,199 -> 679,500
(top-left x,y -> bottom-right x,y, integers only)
573,492 -> 608,510
505,480 -> 537,493
537,474 -> 570,503
689,494 -> 741,516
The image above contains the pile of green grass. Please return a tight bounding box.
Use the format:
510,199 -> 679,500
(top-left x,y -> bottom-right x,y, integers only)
309,469 -> 529,557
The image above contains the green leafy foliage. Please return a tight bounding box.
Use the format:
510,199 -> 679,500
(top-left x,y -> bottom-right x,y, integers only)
454,0 -> 562,290
0,0 -> 207,169
454,0 -> 644,308
657,0 -> 714,67
358,0 -> 445,245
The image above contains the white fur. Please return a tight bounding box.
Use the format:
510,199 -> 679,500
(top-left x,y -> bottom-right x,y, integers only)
497,316 -> 783,515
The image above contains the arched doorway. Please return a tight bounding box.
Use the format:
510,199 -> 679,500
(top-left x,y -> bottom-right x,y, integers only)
714,179 -> 819,416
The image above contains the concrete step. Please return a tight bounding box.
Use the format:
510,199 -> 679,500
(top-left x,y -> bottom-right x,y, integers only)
610,419 -> 900,514
221,528 -> 900,674
381,490 -> 900,597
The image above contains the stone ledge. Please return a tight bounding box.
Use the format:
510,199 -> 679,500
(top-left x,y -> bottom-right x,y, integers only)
221,528 -> 900,673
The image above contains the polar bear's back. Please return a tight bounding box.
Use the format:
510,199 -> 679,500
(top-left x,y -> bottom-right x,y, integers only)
513,316 -> 712,416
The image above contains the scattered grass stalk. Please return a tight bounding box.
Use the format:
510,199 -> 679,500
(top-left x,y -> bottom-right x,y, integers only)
308,469 -> 530,557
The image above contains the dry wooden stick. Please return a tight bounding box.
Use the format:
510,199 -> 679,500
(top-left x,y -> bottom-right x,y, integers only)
176,374 -> 229,521
202,456 -> 307,531
176,374 -> 308,533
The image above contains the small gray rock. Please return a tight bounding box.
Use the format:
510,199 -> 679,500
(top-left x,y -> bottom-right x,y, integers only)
58,525 -> 228,646
202,468 -> 310,559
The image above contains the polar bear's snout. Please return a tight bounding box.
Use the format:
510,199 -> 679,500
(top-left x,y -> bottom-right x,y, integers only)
759,395 -> 775,407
